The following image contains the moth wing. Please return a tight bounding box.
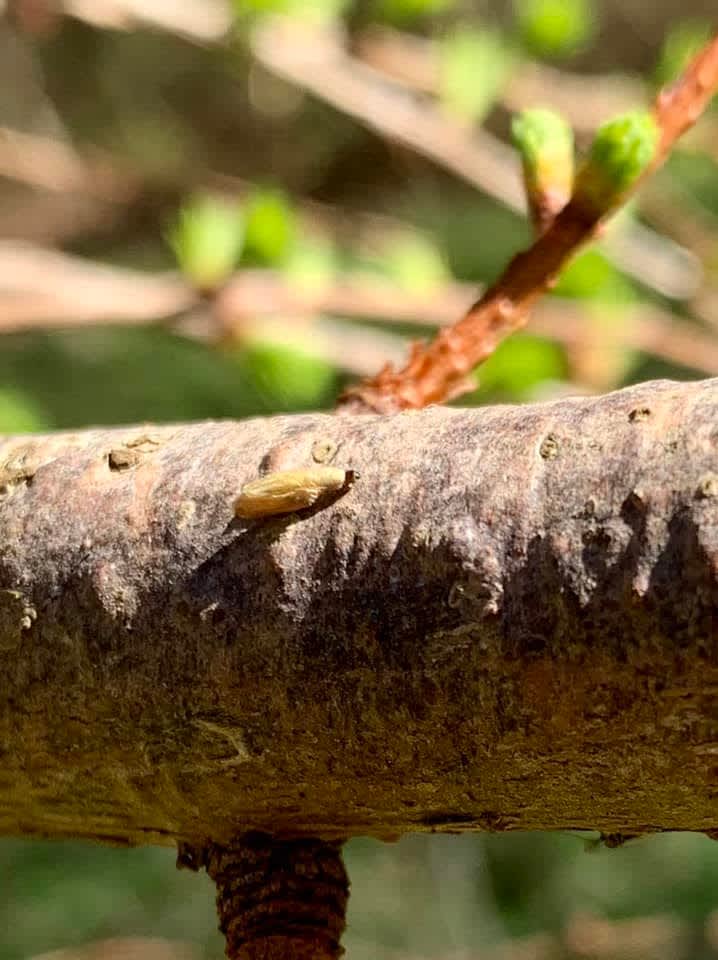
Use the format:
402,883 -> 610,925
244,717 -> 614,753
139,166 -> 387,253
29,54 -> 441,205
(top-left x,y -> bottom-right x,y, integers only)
234,470 -> 330,518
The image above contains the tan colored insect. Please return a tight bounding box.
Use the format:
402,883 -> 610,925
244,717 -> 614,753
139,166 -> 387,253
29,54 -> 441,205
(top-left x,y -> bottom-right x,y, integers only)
234,467 -> 359,519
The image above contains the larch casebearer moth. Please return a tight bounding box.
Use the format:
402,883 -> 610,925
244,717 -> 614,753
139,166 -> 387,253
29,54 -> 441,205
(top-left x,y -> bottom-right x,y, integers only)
234,467 -> 359,519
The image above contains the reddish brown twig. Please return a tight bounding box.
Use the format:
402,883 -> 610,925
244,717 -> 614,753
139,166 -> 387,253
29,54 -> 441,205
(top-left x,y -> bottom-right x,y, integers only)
253,22 -> 699,302
654,37 -> 718,162
339,31 -> 718,414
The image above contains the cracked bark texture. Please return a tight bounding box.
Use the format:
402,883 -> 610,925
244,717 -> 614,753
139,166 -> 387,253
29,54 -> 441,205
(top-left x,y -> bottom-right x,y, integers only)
0,377 -> 717,848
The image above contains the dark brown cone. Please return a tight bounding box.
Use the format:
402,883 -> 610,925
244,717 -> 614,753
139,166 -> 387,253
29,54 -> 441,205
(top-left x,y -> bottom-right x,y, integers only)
205,833 -> 350,960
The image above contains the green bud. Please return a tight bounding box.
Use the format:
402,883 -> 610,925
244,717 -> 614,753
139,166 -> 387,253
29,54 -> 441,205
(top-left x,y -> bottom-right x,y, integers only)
512,108 -> 573,175
512,108 -> 574,229
574,111 -> 659,214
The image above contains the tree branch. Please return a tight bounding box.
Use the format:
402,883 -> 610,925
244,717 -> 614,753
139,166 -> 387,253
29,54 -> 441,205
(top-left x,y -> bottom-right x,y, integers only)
0,378 -> 717,846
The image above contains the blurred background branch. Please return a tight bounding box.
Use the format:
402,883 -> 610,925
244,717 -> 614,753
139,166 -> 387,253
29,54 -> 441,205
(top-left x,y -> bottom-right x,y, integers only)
24,907 -> 718,960
2,241 -> 718,385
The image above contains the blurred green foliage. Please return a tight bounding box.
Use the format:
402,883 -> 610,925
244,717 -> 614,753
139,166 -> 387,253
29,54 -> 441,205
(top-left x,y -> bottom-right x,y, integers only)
666,150 -> 718,218
236,341 -> 338,411
0,387 -> 45,434
168,195 -> 245,289
167,188 -> 295,287
553,248 -> 636,301
439,28 -> 515,124
654,18 -> 713,85
242,188 -> 296,266
1,1 -> 718,958
0,328 -> 341,429
355,228 -> 450,292
234,0 -> 350,19
5,832 -> 718,960
373,0 -> 456,27
471,333 -> 567,401
512,0 -> 595,59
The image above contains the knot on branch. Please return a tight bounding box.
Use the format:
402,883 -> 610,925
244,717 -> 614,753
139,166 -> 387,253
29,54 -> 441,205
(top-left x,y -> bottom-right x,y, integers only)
204,832 -> 350,960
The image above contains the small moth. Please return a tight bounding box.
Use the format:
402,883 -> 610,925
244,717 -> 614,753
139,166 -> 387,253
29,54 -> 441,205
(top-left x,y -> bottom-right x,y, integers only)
234,466 -> 359,519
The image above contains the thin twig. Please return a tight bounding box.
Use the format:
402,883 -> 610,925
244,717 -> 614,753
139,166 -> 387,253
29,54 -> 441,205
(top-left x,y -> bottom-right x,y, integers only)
654,37 -> 718,162
251,20 -> 701,302
339,31 -> 718,412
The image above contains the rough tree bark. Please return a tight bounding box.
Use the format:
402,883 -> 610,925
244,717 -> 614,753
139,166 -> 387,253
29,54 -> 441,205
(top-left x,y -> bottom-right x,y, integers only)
1,377 -> 717,849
